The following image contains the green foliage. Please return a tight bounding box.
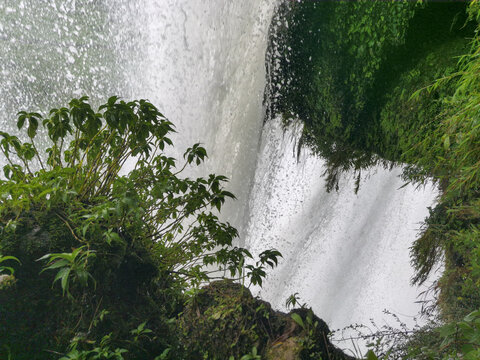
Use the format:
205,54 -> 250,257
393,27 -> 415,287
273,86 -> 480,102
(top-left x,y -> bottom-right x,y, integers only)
285,292 -> 302,310
435,309 -> 480,359
245,249 -> 282,287
236,347 -> 261,360
291,313 -> 304,329
60,335 -> 128,360
0,94 -> 275,286
273,0 -> 480,321
130,322 -> 153,343
270,1 -> 419,187
60,324 -> 131,360
38,246 -> 96,297
0,254 -> 20,275
179,281 -> 352,360
271,1 -> 472,190
58,316 -> 164,360
0,96 -> 280,359
379,38 -> 463,164
386,309 -> 480,359
396,2 -> 480,326
290,309 -> 327,359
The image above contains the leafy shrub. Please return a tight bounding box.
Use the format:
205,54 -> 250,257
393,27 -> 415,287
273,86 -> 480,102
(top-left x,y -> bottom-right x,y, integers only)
0,96 -> 279,359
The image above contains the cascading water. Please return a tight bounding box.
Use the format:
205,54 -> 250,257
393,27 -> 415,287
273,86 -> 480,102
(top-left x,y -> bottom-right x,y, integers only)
108,0 -> 279,231
0,1 -> 124,128
0,0 -> 438,352
244,118 -> 438,337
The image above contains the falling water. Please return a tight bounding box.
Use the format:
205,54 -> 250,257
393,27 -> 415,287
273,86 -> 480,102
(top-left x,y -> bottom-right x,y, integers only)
244,118 -> 438,337
0,0 -> 438,351
0,1 -> 124,127
108,0 -> 279,231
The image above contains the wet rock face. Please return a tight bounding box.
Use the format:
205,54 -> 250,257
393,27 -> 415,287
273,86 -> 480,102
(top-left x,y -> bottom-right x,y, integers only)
179,280 -> 355,359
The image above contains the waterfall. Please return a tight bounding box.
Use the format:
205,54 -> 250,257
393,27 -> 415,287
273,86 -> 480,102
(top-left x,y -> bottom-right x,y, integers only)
108,0 -> 279,232
244,118 -> 438,336
0,0 -> 438,350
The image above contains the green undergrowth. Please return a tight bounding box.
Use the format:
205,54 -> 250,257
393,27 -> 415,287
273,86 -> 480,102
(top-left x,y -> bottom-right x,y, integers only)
270,0 -> 472,190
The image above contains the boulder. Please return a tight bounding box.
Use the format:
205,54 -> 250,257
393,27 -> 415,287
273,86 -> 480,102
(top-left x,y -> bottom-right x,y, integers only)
179,280 -> 355,359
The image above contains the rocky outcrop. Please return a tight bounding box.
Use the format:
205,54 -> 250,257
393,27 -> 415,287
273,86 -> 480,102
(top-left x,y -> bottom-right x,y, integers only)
179,280 -> 355,359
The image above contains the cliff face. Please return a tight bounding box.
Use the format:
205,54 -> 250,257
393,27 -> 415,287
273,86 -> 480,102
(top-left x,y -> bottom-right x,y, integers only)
179,280 -> 354,360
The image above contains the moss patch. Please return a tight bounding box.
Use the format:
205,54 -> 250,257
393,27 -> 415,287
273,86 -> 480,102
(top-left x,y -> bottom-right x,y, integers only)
178,280 -> 354,360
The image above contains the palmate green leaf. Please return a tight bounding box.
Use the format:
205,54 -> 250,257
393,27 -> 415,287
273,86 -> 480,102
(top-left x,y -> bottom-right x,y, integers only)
258,249 -> 282,268
42,259 -> 70,271
0,255 -> 21,263
17,113 -> 26,130
27,116 -> 39,139
246,265 -> 266,286
52,267 -> 71,295
290,313 -> 304,329
85,116 -> 102,138
366,350 -> 379,360
107,95 -> 119,107
0,266 -> 14,274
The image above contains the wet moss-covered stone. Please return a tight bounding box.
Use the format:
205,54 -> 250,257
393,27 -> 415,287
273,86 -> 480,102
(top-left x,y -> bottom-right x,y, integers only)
266,337 -> 302,360
179,280 -> 354,359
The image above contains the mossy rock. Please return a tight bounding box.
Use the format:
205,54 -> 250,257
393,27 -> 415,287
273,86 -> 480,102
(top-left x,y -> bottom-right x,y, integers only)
0,209 -> 176,359
178,280 -> 354,360
178,280 -> 278,359
266,337 -> 302,360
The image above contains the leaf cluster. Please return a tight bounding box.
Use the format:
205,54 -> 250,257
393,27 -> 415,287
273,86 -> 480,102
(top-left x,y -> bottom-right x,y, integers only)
0,96 -> 281,359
